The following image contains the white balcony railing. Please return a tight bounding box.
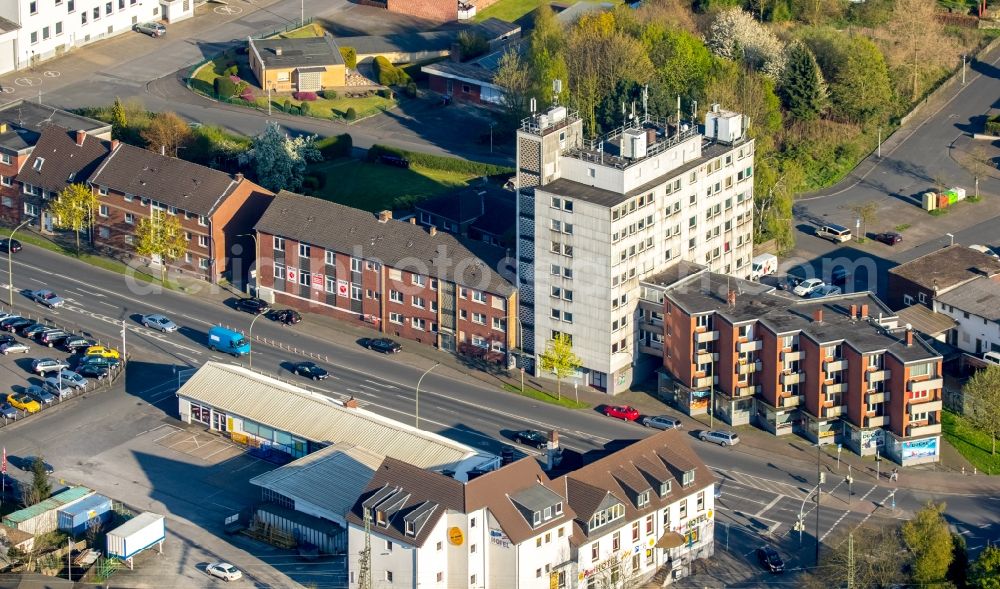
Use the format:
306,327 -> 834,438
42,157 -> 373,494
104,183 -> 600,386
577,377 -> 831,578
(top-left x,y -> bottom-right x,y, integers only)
908,378 -> 943,394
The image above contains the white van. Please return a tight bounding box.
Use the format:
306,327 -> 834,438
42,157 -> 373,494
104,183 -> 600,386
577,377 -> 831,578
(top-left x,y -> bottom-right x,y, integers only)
984,351 -> 1000,366
749,254 -> 778,281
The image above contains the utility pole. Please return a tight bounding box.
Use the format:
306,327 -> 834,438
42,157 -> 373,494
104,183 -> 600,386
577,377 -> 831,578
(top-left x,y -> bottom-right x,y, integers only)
847,533 -> 855,589
815,443 -> 823,566
358,509 -> 372,589
962,54 -> 967,85
708,356 -> 715,428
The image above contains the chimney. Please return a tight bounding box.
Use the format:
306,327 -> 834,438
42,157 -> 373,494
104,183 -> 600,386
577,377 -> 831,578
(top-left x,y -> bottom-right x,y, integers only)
378,210 -> 392,223
234,172 -> 244,183
111,139 -> 120,151
429,225 -> 437,236
75,130 -> 86,147
849,304 -> 857,319
860,304 -> 869,319
813,309 -> 823,323
0,122 -> 7,134
409,217 -> 416,225
275,46 -> 283,56
545,430 -> 562,472
905,328 -> 913,347
343,396 -> 359,409
500,446 -> 514,466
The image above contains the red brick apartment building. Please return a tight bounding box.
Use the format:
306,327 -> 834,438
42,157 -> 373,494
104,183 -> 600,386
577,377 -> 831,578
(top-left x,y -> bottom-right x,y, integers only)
639,263 -> 943,466
255,191 -> 516,359
86,142 -> 273,283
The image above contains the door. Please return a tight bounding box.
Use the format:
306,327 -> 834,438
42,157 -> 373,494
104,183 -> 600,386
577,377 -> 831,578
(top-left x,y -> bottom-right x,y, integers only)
976,339 -> 983,354
212,411 -> 227,432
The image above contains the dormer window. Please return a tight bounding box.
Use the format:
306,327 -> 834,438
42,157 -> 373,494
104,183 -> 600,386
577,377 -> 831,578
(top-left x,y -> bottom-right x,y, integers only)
33,158 -> 43,172
97,185 -> 108,195
682,470 -> 695,487
637,490 -> 651,507
533,511 -> 541,526
554,502 -> 563,515
405,521 -> 415,536
543,506 -> 552,519
375,510 -> 387,527
659,481 -> 672,496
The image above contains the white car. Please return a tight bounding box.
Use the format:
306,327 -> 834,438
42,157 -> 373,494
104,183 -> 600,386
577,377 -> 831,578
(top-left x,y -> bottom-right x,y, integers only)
0,341 -> 29,355
792,278 -> 825,297
206,562 -> 242,581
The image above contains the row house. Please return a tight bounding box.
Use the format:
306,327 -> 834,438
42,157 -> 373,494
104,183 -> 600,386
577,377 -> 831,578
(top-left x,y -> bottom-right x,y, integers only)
254,191 -> 517,360
87,141 -> 272,283
642,264 -> 944,466
0,101 -> 109,225
347,429 -> 715,588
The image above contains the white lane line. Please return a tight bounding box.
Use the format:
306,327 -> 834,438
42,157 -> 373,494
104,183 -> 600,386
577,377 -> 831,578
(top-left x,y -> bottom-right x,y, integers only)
74,287 -> 105,297
755,496 -> 782,517
97,300 -> 117,308
357,384 -> 380,392
366,379 -> 396,389
347,388 -> 363,394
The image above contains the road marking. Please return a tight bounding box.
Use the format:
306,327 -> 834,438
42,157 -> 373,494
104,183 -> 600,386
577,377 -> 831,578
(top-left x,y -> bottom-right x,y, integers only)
74,287 -> 105,297
357,384 -> 380,392
97,300 -> 116,308
755,496 -> 782,517
366,379 -> 396,389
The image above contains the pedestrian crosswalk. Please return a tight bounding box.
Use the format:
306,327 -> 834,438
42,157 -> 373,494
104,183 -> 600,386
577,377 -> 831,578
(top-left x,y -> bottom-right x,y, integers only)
712,467 -> 812,500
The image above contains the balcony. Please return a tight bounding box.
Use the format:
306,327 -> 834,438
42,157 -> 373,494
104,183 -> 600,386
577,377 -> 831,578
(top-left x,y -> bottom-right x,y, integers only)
824,359 -> 849,372
694,330 -> 719,343
823,382 -> 848,395
734,384 -> 760,398
779,394 -> 803,408
639,342 -> 664,357
694,375 -> 717,388
865,391 -> 887,405
780,371 -> 803,385
864,414 -> 888,428
821,404 -> 845,418
738,339 -> 763,354
909,399 -> 943,414
908,377 -> 943,394
780,350 -> 802,362
907,422 -> 942,437
737,360 -> 762,375
866,369 -> 890,384
695,351 -> 719,363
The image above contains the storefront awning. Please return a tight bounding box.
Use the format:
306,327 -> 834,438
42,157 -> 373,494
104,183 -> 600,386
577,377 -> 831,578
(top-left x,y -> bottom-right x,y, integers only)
655,531 -> 686,549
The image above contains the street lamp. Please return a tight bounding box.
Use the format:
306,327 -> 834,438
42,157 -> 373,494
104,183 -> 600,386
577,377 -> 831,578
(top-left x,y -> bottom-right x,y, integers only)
7,219 -> 30,307
238,233 -> 260,296
414,362 -> 440,430
247,312 -> 264,370
946,233 -> 955,247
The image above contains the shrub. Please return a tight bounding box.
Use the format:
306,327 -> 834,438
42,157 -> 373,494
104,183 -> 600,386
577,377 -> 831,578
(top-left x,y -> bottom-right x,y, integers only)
322,89 -> 338,99
377,88 -> 393,99
224,64 -> 239,77
367,144 -> 513,176
373,56 -> 399,86
345,107 -> 358,121
283,99 -> 292,113
213,76 -> 237,99
986,114 -> 1000,136
339,46 -> 357,69
315,133 -> 353,160
457,31 -> 489,60
404,82 -> 417,98
299,102 -> 311,116
293,91 -> 318,101
302,175 -> 320,192
240,87 -> 255,102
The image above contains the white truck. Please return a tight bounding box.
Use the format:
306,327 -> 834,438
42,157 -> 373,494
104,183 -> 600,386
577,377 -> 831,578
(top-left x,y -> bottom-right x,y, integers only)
749,254 -> 778,281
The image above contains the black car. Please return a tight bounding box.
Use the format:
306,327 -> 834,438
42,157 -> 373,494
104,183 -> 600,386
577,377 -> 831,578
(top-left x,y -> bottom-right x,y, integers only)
875,232 -> 902,245
513,429 -> 548,449
1,317 -> 32,332
268,309 -> 302,325
62,336 -> 96,352
76,364 -> 110,380
76,355 -> 121,370
757,546 -> 785,574
0,238 -> 22,253
361,337 -> 402,354
0,334 -> 15,346
38,330 -> 69,347
293,362 -> 329,380
0,316 -> 24,330
20,323 -> 47,337
235,298 -> 270,314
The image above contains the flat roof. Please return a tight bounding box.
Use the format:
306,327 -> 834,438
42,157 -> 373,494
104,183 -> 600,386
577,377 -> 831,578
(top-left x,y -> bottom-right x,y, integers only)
250,35 -> 344,69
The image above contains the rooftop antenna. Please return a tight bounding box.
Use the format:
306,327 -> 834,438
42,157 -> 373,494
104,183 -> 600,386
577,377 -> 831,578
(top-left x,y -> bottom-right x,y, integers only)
676,95 -> 681,136
599,140 -> 604,165
552,79 -> 562,106
621,101 -> 627,130
630,101 -> 636,126
530,97 -> 537,114
692,100 -> 698,126
642,85 -> 648,123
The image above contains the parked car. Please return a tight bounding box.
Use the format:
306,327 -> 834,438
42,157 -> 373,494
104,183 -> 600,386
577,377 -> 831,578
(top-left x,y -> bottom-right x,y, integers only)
206,563 -> 242,582
26,289 -> 65,308
0,341 -> 29,355
20,323 -> 47,338
0,317 -> 32,332
969,244 -> 1000,261
268,309 -> 302,325
815,223 -> 852,243
874,232 -> 902,246
0,334 -> 14,346
641,415 -> 682,430
699,430 -> 740,447
0,403 -> 17,419
235,298 -> 270,314
77,355 -> 120,370
807,285 -> 843,299
62,336 -> 96,352
603,405 -> 640,421
76,363 -> 110,380
0,316 -> 23,330
0,238 -> 22,253
792,278 -> 825,297
512,429 -> 548,449
141,314 -> 178,332
360,337 -> 402,354
134,21 -> 166,37
85,345 -> 120,359
7,392 -> 40,413
756,546 -> 785,574
293,362 -> 329,380
55,370 -> 88,389
26,384 -> 56,405
32,358 -> 70,374
39,330 -> 69,347
42,378 -> 74,398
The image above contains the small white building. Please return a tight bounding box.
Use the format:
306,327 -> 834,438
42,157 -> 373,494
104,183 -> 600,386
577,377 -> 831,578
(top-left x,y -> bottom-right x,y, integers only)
933,275 -> 1000,355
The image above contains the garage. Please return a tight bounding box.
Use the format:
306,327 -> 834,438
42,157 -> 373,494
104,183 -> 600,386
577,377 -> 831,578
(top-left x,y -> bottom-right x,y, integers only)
296,67 -> 325,92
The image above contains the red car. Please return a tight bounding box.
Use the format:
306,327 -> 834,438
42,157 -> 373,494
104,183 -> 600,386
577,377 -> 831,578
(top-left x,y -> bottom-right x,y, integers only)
603,405 -> 640,421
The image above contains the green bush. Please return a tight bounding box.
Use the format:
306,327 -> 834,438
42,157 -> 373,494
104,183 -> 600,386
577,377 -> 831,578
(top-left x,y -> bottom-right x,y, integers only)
367,144 -> 513,176
322,89 -> 338,99
299,102 -> 311,116
378,88 -> 393,99
339,46 -> 357,69
283,99 -> 292,113
986,114 -> 1000,136
373,56 -> 397,86
405,82 -> 417,98
213,76 -> 237,99
457,31 -> 489,60
315,133 -> 353,160
345,107 -> 358,121
224,64 -> 239,77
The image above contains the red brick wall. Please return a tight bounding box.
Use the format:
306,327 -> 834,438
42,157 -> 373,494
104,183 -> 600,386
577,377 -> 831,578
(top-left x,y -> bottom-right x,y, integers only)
427,75 -> 485,104
0,155 -> 25,224
662,301 -> 694,386
210,179 -> 274,283
387,0 -> 457,21
455,288 -> 509,353
758,325 -> 779,405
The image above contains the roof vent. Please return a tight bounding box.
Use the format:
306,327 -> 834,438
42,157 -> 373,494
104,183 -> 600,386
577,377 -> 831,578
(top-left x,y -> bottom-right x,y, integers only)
275,46 -> 283,56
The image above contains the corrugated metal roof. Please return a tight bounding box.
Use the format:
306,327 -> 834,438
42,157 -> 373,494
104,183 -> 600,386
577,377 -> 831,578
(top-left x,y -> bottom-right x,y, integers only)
3,487 -> 93,523
58,494 -> 111,517
108,512 -> 163,538
178,362 -> 480,473
250,444 -> 382,520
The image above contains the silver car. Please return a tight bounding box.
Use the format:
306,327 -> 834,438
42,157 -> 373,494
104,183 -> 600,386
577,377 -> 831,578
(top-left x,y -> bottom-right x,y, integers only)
32,358 -> 70,374
56,370 -> 88,389
135,22 -> 166,37
25,384 -> 56,405
699,430 -> 740,447
0,341 -> 29,355
141,314 -> 177,332
641,415 -> 682,430
27,289 -> 64,308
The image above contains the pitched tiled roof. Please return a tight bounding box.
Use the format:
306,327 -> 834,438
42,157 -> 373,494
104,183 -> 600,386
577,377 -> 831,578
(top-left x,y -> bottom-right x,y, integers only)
88,142 -> 238,216
347,457 -> 465,547
889,244 -> 1000,291
19,125 -> 111,194
255,191 -> 514,295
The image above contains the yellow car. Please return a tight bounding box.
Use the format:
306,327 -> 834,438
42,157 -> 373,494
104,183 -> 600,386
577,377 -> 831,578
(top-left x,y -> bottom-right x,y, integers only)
8,393 -> 40,414
85,345 -> 120,359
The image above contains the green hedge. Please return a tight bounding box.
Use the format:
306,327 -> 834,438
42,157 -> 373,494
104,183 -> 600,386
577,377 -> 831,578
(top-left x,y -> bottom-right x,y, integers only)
373,56 -> 411,86
339,46 -> 357,69
315,133 -> 353,160
213,76 -> 237,99
367,144 -> 513,176
986,114 -> 1000,136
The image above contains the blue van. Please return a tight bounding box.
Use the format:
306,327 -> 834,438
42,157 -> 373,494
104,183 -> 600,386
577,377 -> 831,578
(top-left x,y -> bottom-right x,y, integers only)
207,326 -> 251,357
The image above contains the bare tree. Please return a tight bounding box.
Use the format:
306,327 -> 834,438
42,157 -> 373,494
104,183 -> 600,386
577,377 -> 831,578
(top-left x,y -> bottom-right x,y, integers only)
802,522 -> 909,588
889,0 -> 948,102
492,48 -> 532,124
849,201 -> 879,239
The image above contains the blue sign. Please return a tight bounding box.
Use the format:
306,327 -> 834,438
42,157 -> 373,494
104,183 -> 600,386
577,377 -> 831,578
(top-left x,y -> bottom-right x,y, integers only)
901,437 -> 938,460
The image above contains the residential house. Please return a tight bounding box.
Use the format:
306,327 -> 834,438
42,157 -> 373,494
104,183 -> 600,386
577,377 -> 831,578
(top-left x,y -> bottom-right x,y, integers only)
88,142 -> 273,282
248,35 -> 346,94
372,0 -> 502,22
643,263 -> 944,465
933,275 -> 1000,355
885,244 -> 1000,310
254,191 -> 516,361
414,185 -> 515,248
423,45 -> 516,105
0,101 -> 109,225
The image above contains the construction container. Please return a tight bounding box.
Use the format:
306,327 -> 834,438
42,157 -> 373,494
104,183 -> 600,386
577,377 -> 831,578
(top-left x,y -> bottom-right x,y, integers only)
58,494 -> 113,536
106,512 -> 165,561
2,486 -> 95,535
922,192 -> 937,211
938,193 -> 950,209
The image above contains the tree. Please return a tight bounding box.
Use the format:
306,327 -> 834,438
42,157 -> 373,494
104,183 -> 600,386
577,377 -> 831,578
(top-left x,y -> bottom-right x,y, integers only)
27,456 -> 52,507
802,523 -> 908,589
706,7 -> 787,79
889,0 -> 947,101
970,545 -> 1000,589
849,201 -> 878,240
963,364 -> 1000,455
902,501 -> 954,586
830,36 -> 893,124
134,210 -> 188,284
141,112 -> 192,158
241,121 -> 321,193
641,25 -> 713,118
492,48 -> 532,127
457,31 -> 489,60
110,97 -> 127,141
49,183 -> 99,254
538,333 -> 581,401
780,42 -> 828,121
528,5 -> 569,105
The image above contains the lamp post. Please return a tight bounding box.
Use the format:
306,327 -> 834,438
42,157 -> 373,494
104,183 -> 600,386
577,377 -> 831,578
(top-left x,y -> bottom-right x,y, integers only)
7,219 -> 30,308
815,443 -> 823,565
708,355 -> 715,428
415,362 -> 440,430
513,313 -> 524,393
946,233 -> 954,247
247,312 -> 264,370
238,233 -> 260,296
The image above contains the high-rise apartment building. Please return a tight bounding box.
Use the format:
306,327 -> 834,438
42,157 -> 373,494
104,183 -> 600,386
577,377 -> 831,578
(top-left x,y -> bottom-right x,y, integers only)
515,104 -> 755,394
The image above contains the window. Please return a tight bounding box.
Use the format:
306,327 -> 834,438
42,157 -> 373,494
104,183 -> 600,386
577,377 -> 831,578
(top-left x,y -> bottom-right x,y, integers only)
124,235 -> 134,245
277,71 -> 289,82
536,568 -> 542,578
273,236 -> 285,251
385,540 -> 393,551
682,470 -> 695,486
412,274 -> 425,286
106,1 -> 112,14
81,12 -> 86,24
30,1 -> 37,14
472,290 -> 486,303
555,502 -> 563,515
389,312 -> 403,324
0,176 -> 10,187
125,213 -> 134,224
385,572 -> 393,583
591,543 -> 599,560
118,0 -> 124,7
910,362 -> 932,378
612,531 -> 621,551
437,541 -> 443,551
198,235 -> 209,247
470,575 -> 476,585
93,7 -> 99,19
679,499 -> 687,519
492,317 -> 505,331
389,290 -> 403,303
631,521 -> 640,542
298,271 -> 311,286
470,517 -> 476,527
459,287 -> 468,299
350,257 -> 361,272
472,312 -> 486,324
697,491 -> 705,511
42,26 -> 49,40
199,258 -> 210,270
298,243 -> 310,258
470,543 -> 477,553
351,285 -> 361,300
645,514 -> 654,535
273,263 -> 285,278
324,250 -> 334,265
68,0 -> 74,10
1,196 -> 9,207
437,572 -> 443,582
637,490 -> 650,507
412,296 -> 425,309
98,204 -> 109,217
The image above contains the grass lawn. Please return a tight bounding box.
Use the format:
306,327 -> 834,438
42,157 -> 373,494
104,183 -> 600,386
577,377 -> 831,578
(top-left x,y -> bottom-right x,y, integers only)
254,94 -> 395,120
278,23 -> 325,39
473,0 -> 597,22
305,158 -> 477,211
502,383 -> 589,409
942,410 -> 1000,475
